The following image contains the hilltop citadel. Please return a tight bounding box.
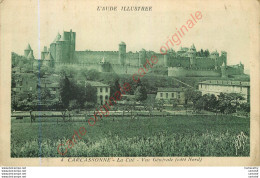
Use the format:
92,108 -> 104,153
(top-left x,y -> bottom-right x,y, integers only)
22,29 -> 244,77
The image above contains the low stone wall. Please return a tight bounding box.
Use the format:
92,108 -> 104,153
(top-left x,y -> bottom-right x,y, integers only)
168,67 -> 221,77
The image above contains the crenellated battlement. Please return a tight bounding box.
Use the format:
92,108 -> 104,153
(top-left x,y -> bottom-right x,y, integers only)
22,30 -> 243,77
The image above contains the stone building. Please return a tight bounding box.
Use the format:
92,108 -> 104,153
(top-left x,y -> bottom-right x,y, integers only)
198,80 -> 250,102
86,81 -> 110,105
155,87 -> 185,104
13,73 -> 59,91
20,29 -> 245,77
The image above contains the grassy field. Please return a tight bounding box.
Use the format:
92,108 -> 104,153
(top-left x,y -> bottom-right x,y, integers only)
11,115 -> 250,157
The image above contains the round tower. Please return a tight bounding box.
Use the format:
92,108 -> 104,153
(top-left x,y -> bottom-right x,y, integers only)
211,50 -> 219,69
55,40 -> 63,63
221,62 -> 227,78
188,44 -> 196,68
56,35 -> 70,63
139,49 -> 146,66
119,42 -> 126,65
69,30 -> 76,62
50,33 -> 61,61
188,51 -> 196,68
164,53 -> 169,67
221,51 -> 227,66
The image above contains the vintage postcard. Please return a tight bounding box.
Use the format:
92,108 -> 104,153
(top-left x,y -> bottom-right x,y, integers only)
0,0 -> 259,166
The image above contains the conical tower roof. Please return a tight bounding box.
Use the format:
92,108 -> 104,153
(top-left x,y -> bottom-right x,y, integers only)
190,43 -> 196,51
58,35 -> 66,41
25,44 -> 32,50
53,33 -> 61,43
44,53 -> 53,60
27,51 -> 34,59
120,41 -> 126,45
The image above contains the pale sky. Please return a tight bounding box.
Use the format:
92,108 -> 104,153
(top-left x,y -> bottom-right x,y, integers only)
1,0 -> 258,72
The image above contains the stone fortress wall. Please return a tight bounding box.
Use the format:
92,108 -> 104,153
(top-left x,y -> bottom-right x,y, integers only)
24,29 -> 245,77
168,67 -> 221,77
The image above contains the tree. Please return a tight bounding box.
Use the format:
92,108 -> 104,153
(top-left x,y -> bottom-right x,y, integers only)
184,88 -> 203,112
41,88 -> 51,102
193,97 -> 204,112
217,93 -> 244,114
134,82 -> 147,101
110,79 -> 120,97
85,83 -> 97,103
204,49 -> 210,57
84,101 -> 96,110
156,99 -> 165,112
11,90 -> 18,111
240,102 -> 250,113
207,94 -> 218,112
86,69 -> 100,81
55,65 -> 77,78
200,49 -> 204,57
184,88 -> 202,104
69,99 -> 79,110
172,98 -> 178,108
59,76 -> 71,109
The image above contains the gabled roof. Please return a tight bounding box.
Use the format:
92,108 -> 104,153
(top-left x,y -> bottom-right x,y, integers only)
199,80 -> 250,87
86,80 -> 109,87
157,87 -> 184,92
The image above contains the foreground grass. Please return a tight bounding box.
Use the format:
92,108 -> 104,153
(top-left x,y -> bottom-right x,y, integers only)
11,115 -> 250,157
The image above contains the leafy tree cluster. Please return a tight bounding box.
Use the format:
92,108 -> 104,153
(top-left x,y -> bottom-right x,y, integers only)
59,76 -> 97,110
134,81 -> 147,102
185,88 -> 249,114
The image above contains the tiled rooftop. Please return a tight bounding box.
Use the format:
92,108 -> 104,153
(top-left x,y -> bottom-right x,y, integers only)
199,80 -> 250,87
85,80 -> 109,87
157,87 -> 184,92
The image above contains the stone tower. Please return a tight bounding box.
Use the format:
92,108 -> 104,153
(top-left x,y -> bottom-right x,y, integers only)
99,57 -> 111,72
51,30 -> 76,63
164,53 -> 169,67
188,44 -> 196,68
56,35 -> 69,63
41,46 -> 49,60
221,51 -> 227,67
139,49 -> 146,66
119,42 -> 126,65
210,50 -> 219,69
50,33 -> 61,61
68,29 -> 76,62
221,62 -> 227,77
